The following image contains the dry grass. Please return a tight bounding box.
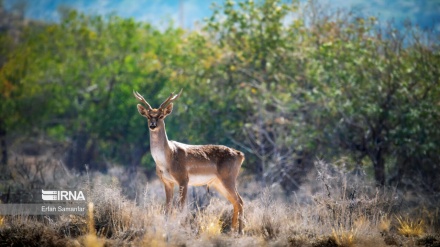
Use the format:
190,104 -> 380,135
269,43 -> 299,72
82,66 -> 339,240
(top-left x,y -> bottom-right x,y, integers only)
195,200 -> 224,238
331,227 -> 356,247
82,202 -> 105,247
0,161 -> 439,246
378,216 -> 391,233
396,216 -> 425,237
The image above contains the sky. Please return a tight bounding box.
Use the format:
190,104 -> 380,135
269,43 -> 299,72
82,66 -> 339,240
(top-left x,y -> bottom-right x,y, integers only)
3,0 -> 440,31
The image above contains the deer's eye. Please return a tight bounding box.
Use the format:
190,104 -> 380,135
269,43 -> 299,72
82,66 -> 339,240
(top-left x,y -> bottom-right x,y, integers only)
159,115 -> 164,119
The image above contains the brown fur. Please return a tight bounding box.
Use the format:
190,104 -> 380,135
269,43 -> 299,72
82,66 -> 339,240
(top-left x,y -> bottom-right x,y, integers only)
134,90 -> 245,233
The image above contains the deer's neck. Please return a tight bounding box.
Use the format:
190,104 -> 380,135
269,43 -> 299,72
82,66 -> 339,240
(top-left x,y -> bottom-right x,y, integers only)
149,121 -> 172,167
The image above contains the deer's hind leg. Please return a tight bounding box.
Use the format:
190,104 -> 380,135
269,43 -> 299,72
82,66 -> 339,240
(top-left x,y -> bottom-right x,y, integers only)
213,179 -> 244,233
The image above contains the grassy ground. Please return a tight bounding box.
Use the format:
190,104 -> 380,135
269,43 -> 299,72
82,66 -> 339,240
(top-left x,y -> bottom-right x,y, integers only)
0,160 -> 439,247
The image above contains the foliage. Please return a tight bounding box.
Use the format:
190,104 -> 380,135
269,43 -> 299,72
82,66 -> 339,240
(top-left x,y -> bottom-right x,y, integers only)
0,0 -> 439,193
1,10 -> 189,171
303,13 -> 440,186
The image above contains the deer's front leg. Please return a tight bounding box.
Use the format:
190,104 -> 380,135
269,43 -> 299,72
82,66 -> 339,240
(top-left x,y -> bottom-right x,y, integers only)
163,181 -> 174,214
177,179 -> 189,210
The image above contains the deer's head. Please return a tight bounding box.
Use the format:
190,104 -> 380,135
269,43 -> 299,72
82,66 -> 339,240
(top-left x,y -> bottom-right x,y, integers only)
133,89 -> 182,131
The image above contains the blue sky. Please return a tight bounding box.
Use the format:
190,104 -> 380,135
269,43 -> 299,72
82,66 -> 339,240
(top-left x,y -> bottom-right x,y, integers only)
3,0 -> 440,31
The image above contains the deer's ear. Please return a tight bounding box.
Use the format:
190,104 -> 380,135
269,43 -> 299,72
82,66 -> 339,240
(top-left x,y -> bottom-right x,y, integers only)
137,104 -> 149,118
163,103 -> 173,116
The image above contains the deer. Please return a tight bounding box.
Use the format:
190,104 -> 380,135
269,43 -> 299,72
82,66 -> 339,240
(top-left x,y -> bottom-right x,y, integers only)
133,89 -> 245,233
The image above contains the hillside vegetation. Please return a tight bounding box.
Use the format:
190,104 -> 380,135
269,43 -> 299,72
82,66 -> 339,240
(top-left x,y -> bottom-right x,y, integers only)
1,0 -> 439,188
0,0 -> 439,246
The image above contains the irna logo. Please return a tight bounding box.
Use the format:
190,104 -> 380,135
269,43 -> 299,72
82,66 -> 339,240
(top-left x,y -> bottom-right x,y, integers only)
42,190 -> 86,201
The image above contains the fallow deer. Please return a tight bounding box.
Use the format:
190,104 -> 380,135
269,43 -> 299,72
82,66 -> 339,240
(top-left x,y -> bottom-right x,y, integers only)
133,89 -> 244,233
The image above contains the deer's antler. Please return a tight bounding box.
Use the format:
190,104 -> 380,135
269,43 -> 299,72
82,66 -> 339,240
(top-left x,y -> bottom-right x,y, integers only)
133,90 -> 153,111
159,89 -> 183,109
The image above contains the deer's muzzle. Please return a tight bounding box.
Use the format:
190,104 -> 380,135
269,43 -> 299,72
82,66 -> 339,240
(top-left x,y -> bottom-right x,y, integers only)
149,119 -> 157,130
